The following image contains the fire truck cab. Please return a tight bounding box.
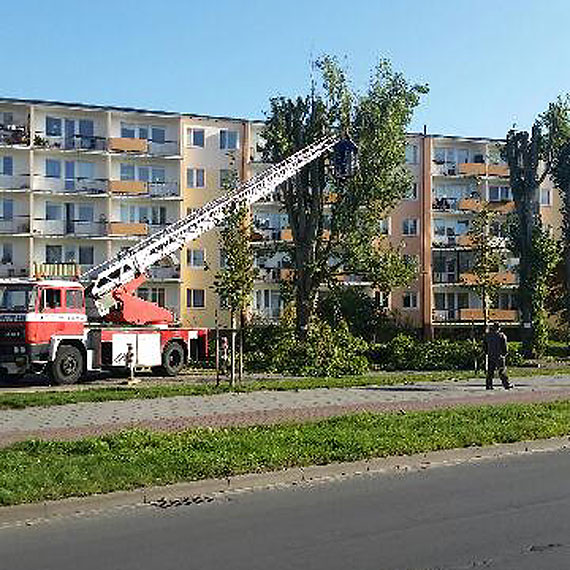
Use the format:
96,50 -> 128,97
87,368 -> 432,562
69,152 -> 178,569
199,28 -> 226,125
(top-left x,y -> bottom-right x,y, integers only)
0,279 -> 207,384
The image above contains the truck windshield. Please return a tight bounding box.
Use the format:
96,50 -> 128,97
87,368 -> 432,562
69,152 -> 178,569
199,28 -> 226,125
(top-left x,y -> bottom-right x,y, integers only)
0,285 -> 36,312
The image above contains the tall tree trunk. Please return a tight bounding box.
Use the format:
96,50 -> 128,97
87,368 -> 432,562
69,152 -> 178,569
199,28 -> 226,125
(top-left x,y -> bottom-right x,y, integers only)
230,310 -> 236,388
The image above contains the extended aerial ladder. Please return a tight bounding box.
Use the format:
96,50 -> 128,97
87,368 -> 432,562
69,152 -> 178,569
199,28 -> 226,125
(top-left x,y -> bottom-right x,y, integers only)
81,134 -> 354,325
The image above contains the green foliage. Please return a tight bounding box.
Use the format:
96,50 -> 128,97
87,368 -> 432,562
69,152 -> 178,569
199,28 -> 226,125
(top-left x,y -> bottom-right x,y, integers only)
508,216 -> 560,357
368,334 -> 482,371
3,401 -> 570,505
262,55 -> 427,334
213,204 -> 257,314
245,319 -> 369,377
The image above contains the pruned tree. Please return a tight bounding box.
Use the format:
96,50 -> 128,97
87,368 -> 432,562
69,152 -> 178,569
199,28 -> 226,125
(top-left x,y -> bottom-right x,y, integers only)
262,56 -> 427,338
504,109 -> 563,357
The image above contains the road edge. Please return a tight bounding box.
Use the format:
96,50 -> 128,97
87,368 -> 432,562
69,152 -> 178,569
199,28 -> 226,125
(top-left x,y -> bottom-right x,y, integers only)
1,436 -> 569,529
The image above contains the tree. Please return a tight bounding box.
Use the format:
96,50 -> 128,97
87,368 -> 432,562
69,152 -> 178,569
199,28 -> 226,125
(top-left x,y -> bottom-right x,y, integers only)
538,97 -> 570,336
503,111 -> 563,357
465,207 -> 507,333
262,56 -> 427,338
213,203 -> 257,386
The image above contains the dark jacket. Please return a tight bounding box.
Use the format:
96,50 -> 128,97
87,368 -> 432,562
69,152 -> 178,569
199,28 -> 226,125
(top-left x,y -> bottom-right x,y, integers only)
486,331 -> 508,360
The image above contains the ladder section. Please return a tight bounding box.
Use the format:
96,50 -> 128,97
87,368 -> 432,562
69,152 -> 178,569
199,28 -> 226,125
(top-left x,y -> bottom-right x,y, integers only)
83,135 -> 338,303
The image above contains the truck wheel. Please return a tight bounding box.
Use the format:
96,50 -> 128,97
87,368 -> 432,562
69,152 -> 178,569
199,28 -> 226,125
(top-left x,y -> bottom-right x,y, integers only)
49,345 -> 84,385
160,342 -> 185,376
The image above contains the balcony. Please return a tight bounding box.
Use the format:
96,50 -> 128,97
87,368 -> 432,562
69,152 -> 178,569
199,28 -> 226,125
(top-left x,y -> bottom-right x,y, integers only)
0,217 -> 30,235
0,124 -> 29,146
459,308 -> 518,322
147,265 -> 181,280
34,134 -> 107,152
108,221 -> 148,236
149,182 -> 179,198
32,219 -> 107,237
458,163 -> 509,178
458,198 -> 483,212
35,176 -> 107,195
0,264 -> 28,278
0,174 -> 30,191
33,262 -> 81,278
257,267 -> 294,283
109,180 -> 148,195
250,227 -> 291,242
148,141 -> 180,157
488,200 -> 515,214
108,137 -> 148,154
433,234 -> 472,248
460,271 -> 517,286
433,308 -> 519,322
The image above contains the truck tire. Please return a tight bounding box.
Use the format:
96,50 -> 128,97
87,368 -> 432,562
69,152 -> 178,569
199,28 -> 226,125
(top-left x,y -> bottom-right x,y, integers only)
49,345 -> 84,385
160,342 -> 185,376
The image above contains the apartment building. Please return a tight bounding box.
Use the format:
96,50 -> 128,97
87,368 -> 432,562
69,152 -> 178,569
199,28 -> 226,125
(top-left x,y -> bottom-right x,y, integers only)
0,97 -> 560,337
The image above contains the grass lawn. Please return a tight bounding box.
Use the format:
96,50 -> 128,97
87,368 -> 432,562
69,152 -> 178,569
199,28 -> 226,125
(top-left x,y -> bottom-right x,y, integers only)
1,365 -> 570,411
1,400 -> 570,506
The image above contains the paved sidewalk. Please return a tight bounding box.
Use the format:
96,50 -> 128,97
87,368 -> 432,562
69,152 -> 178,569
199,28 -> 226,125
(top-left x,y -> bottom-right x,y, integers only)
2,375 -> 570,447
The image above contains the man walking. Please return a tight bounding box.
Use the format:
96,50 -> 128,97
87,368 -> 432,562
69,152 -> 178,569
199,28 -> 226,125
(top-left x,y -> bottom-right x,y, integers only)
485,322 -> 513,390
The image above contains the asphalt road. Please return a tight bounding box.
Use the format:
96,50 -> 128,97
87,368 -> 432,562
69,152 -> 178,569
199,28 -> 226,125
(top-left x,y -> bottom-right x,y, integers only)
2,450 -> 570,570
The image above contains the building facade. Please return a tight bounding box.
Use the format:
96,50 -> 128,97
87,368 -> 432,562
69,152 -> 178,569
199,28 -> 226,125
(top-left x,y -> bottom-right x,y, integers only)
0,98 -> 560,337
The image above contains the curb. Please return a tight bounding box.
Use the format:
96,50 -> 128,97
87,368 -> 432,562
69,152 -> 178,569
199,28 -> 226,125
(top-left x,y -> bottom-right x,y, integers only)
1,436 -> 569,530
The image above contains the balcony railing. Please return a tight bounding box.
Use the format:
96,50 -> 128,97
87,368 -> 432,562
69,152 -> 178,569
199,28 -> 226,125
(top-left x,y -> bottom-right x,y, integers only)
0,174 -> 30,190
147,265 -> 181,280
148,141 -> 180,157
149,182 -> 179,198
34,176 -> 107,195
460,271 -> 517,286
256,267 -> 294,283
108,137 -> 148,153
458,163 -> 509,178
33,263 -> 82,278
32,219 -> 107,237
433,234 -> 471,248
433,308 -> 519,322
0,217 -> 30,234
108,221 -> 148,236
0,124 -> 29,146
35,134 -> 107,152
0,264 -> 28,278
109,180 -> 147,195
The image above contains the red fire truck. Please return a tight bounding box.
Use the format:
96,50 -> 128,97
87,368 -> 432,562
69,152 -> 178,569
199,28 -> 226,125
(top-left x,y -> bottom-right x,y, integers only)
0,135 -> 348,384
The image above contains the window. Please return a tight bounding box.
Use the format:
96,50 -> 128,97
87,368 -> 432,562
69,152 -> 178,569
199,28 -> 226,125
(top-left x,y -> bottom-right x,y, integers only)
151,127 -> 165,144
66,289 -> 83,309
45,202 -> 62,221
489,186 -> 511,202
186,128 -> 205,148
45,245 -> 63,264
77,204 -> 94,222
78,246 -> 94,265
1,243 -> 13,264
120,163 -> 136,181
187,288 -> 205,308
76,162 -> 95,180
138,287 -> 166,307
405,182 -> 418,200
219,249 -> 227,269
1,112 -> 14,126
220,129 -> 239,150
375,291 -> 390,308
0,199 -> 13,220
121,124 -> 136,138
187,168 -> 205,188
187,248 -> 205,268
151,206 -> 166,226
46,117 -> 62,137
219,169 -> 237,189
402,218 -> 418,236
64,246 -> 76,263
379,218 -> 390,235
402,291 -> 418,309
1,156 -> 13,176
42,288 -> 62,310
45,159 -> 61,178
405,144 -> 418,164
540,188 -> 552,206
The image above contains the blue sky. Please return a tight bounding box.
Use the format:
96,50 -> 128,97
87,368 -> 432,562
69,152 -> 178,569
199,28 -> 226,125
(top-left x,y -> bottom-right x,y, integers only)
2,0 -> 569,138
